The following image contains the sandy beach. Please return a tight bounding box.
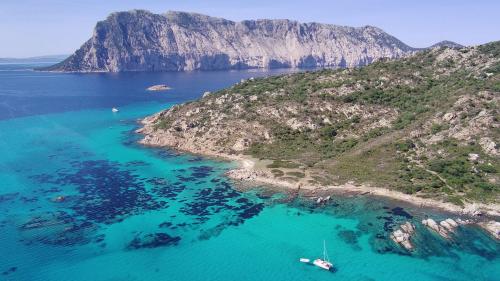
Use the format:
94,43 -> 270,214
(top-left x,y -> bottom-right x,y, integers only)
226,155 -> 500,217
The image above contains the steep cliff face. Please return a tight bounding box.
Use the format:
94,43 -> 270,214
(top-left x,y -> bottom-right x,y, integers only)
43,10 -> 418,72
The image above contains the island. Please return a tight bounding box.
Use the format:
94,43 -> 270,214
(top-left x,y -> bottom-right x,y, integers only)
38,10 -> 462,73
137,42 -> 500,228
147,84 -> 171,91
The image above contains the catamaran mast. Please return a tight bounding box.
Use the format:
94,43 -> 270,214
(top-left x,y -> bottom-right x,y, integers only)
323,240 -> 329,262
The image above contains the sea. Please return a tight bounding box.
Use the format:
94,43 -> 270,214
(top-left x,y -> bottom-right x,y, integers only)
0,62 -> 498,281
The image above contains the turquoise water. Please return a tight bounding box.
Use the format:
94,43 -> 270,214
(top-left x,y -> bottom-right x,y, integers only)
0,65 -> 498,281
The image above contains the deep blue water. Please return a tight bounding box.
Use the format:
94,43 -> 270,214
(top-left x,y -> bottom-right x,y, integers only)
0,63 -> 498,281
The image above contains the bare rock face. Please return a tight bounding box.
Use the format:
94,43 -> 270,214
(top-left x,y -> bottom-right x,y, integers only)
42,10 -> 419,72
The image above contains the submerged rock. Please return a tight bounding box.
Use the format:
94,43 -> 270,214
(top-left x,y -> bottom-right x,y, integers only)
128,232 -> 181,249
391,222 -> 415,251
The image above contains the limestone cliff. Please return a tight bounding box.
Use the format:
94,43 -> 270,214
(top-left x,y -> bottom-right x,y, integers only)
42,10 -> 421,72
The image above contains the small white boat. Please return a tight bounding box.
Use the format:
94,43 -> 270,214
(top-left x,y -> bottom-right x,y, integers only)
112,107 -> 119,112
313,240 -> 333,271
299,258 -> 310,263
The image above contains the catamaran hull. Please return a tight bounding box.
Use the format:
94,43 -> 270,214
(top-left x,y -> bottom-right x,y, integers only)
313,259 -> 333,271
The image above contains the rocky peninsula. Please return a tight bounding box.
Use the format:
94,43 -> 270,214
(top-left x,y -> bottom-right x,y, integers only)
138,42 -> 500,236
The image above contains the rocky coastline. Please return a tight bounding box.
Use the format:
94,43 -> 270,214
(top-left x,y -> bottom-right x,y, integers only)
136,42 -> 499,240
137,116 -> 500,240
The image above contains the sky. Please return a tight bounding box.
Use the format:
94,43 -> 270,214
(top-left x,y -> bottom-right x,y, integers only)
0,0 -> 499,57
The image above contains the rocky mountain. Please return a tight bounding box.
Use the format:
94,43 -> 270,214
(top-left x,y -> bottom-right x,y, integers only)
429,40 -> 464,49
42,10 -> 423,72
138,41 -> 500,207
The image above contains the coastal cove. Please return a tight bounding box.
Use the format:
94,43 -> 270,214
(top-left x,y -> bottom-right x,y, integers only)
0,64 -> 499,281
137,109 -> 500,219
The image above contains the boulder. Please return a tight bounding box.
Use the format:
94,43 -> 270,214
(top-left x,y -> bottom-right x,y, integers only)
468,153 -> 480,161
316,196 -> 331,205
440,220 -> 454,232
478,221 -> 500,240
422,218 -> 450,239
400,222 -> 415,234
445,218 -> 458,227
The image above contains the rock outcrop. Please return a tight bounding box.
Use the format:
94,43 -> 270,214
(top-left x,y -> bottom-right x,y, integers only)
478,221 -> 500,240
422,218 -> 459,239
41,10 -> 423,72
147,84 -> 171,91
391,222 -> 416,251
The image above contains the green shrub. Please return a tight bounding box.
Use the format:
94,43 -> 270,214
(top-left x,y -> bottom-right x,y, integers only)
477,164 -> 497,173
267,160 -> 300,169
395,140 -> 415,152
286,171 -> 306,178
431,123 -> 449,134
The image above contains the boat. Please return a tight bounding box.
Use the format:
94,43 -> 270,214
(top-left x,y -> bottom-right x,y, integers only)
313,240 -> 333,271
299,258 -> 310,263
112,107 -> 119,112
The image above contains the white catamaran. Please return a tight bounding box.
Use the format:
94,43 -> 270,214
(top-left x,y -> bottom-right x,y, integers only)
313,240 -> 333,271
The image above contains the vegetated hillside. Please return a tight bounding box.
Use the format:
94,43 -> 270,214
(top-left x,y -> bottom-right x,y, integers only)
141,41 -> 500,205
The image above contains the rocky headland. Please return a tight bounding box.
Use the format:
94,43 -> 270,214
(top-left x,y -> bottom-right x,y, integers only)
137,41 -> 500,237
39,10 -> 461,72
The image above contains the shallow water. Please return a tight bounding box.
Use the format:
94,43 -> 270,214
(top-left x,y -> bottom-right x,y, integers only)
0,65 -> 498,281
